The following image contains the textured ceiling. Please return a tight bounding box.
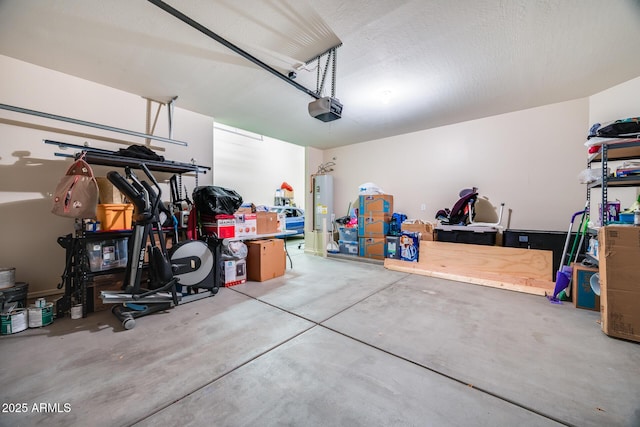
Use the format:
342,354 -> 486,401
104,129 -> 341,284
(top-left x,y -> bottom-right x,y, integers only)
1,0 -> 639,149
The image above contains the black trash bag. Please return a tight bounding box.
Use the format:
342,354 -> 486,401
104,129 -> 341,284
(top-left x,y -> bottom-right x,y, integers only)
193,186 -> 243,216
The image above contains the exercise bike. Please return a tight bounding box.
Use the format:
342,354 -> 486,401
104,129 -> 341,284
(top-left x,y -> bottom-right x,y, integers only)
100,164 -> 219,330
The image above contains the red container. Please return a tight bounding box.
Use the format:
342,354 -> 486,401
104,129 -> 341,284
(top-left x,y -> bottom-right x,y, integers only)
202,214 -> 235,238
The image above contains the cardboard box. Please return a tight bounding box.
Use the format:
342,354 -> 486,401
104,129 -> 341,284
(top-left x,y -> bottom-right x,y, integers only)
223,258 -> 247,287
276,212 -> 286,232
598,225 -> 640,342
359,237 -> 385,260
96,177 -> 126,204
401,220 -> 435,241
202,215 -> 235,238
90,273 -> 124,312
358,194 -> 393,215
572,263 -> 599,311
256,212 -> 278,235
234,213 -> 257,237
357,214 -> 390,237
246,239 -> 285,281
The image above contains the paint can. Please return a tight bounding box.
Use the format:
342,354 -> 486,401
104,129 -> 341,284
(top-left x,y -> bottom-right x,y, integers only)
1,308 -> 28,335
0,268 -> 16,289
27,303 -> 54,328
70,304 -> 83,320
0,282 -> 29,310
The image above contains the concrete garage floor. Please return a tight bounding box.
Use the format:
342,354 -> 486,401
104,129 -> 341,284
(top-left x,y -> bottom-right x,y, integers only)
1,238 -> 639,427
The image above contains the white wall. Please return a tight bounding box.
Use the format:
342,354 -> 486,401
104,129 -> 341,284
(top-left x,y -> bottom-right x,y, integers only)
589,76 -> 640,125
323,99 -> 590,231
212,125 -> 305,208
0,55 -> 214,297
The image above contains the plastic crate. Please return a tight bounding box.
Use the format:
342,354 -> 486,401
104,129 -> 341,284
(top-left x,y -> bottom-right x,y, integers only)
96,204 -> 133,231
338,240 -> 359,255
435,226 -> 496,246
338,226 -> 358,241
86,239 -> 128,272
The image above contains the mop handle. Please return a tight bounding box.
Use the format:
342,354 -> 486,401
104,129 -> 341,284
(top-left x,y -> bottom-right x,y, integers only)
560,209 -> 586,268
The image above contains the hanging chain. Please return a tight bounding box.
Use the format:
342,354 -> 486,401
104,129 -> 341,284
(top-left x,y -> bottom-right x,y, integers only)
316,57 -> 321,94
313,48 -> 338,98
192,159 -> 199,188
317,54 -> 331,97
331,48 -> 336,98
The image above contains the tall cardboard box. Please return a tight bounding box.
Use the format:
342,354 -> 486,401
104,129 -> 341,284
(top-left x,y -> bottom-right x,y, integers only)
598,225 -> 640,342
246,239 -> 285,282
357,214 -> 390,237
359,237 -> 385,260
358,194 -> 393,215
358,195 -> 393,237
96,177 -> 126,204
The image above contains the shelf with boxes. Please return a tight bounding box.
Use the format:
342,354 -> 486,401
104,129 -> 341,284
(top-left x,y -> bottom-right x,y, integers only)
57,230 -> 130,319
586,138 -> 640,226
54,145 -> 209,318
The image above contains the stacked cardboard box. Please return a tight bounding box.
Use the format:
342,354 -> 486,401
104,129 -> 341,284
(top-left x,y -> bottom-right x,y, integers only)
222,258 -> 247,287
358,194 -> 393,260
401,220 -> 434,241
202,214 -> 235,238
246,239 -> 286,282
95,177 -> 126,204
598,225 -> 640,342
256,212 -> 278,235
234,213 -> 257,237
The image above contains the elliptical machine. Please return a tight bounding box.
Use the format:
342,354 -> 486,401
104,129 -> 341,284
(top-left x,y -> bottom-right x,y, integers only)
100,164 -> 218,330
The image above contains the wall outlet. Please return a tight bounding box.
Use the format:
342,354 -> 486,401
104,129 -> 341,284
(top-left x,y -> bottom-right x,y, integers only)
420,203 -> 426,211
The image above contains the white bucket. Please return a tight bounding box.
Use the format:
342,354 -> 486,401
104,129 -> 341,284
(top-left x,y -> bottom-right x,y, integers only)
0,267 -> 15,289
27,303 -> 54,328
70,304 -> 83,320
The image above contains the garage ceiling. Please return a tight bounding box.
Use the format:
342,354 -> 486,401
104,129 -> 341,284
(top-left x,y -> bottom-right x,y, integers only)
1,0 -> 639,149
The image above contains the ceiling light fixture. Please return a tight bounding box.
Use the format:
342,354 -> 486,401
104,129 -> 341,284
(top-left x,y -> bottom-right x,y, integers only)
380,90 -> 393,105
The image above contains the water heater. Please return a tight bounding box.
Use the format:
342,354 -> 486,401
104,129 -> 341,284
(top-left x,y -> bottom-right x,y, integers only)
313,174 -> 333,231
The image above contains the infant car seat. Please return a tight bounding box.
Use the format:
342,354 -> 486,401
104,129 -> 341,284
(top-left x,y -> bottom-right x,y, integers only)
435,187 -> 478,226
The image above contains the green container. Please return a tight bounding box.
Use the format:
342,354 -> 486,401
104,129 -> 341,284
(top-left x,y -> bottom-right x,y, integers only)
1,309 -> 28,334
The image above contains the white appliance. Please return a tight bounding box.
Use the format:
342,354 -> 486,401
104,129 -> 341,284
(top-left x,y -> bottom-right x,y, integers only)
313,174 -> 333,231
